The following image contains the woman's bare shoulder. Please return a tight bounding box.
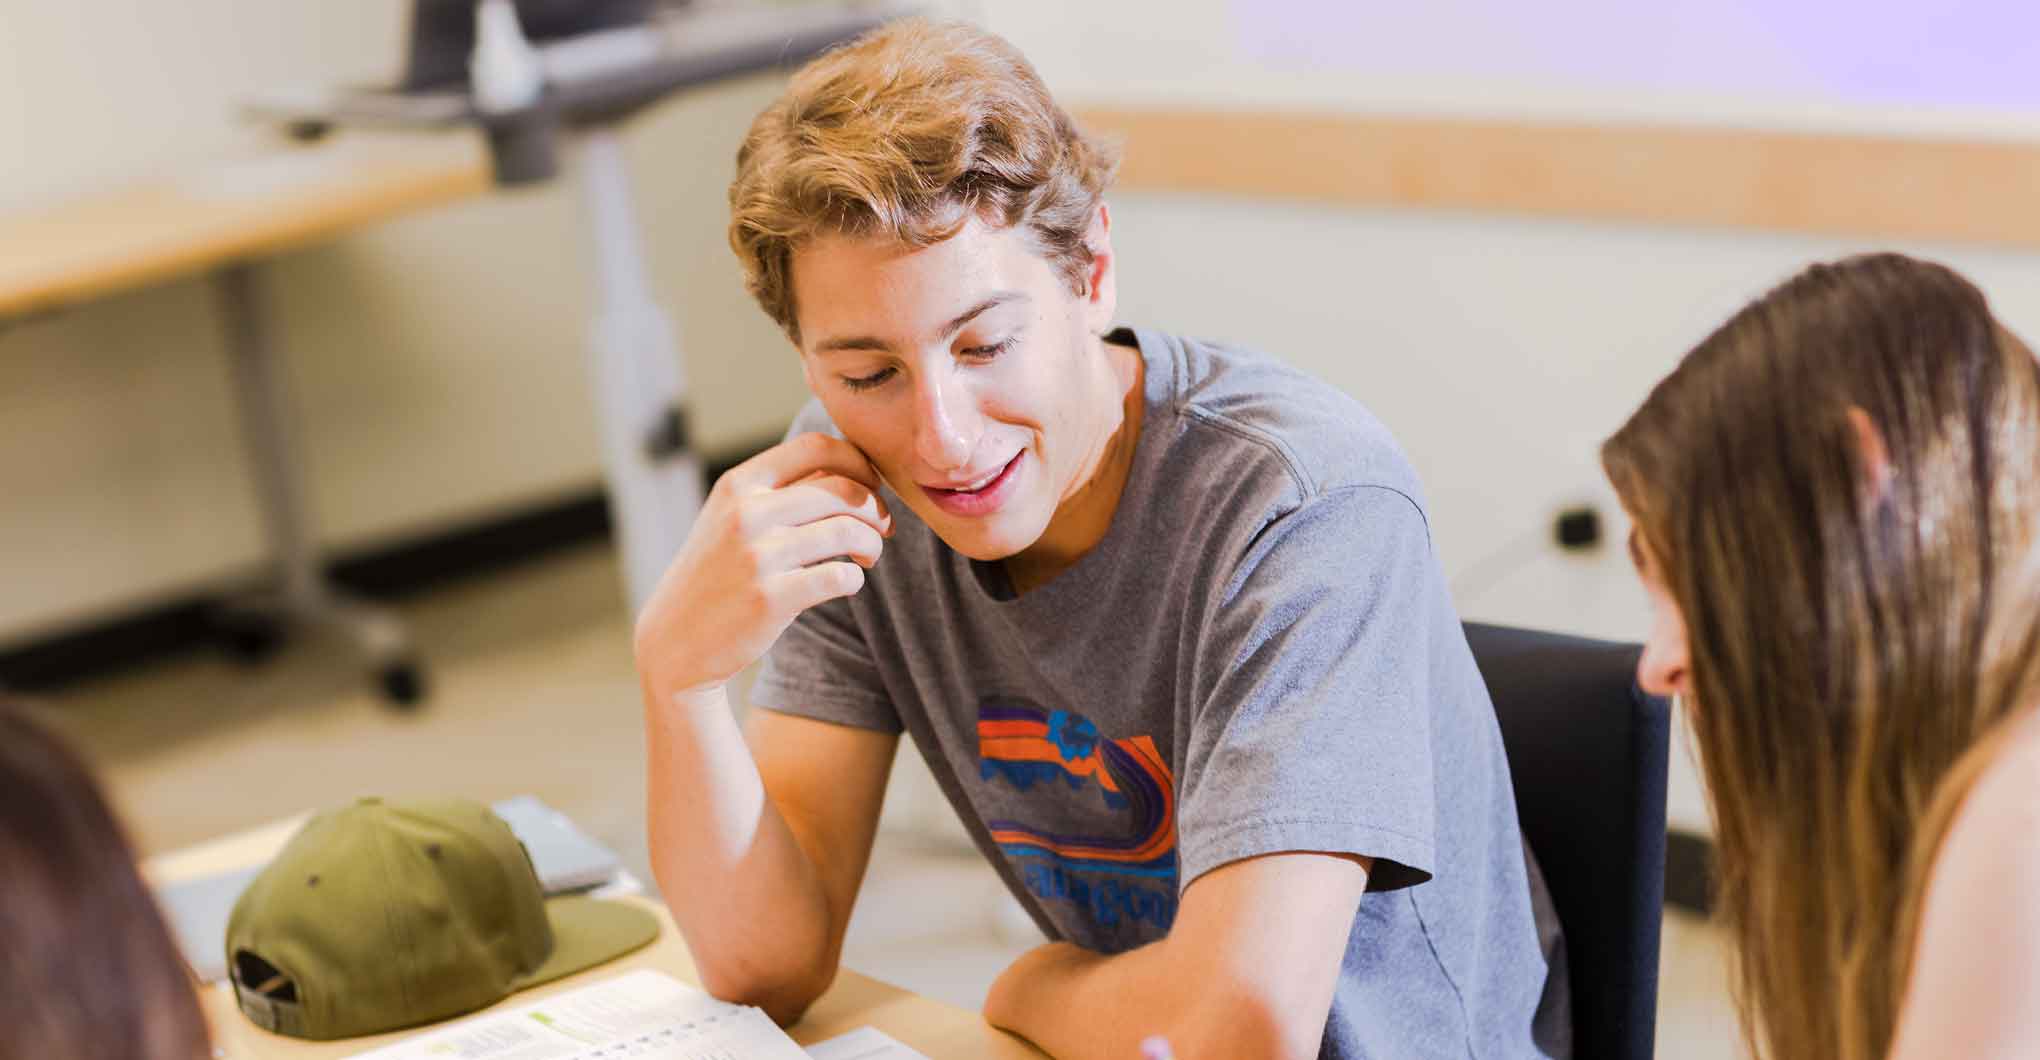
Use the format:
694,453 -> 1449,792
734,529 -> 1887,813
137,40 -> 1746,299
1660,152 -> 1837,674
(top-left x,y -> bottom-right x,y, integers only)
1888,710 -> 2040,1060
1958,711 -> 2040,832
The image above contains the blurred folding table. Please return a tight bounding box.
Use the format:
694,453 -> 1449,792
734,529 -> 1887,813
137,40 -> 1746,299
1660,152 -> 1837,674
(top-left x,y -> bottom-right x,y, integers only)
146,814 -> 1045,1058
0,2 -> 903,705
0,136 -> 490,705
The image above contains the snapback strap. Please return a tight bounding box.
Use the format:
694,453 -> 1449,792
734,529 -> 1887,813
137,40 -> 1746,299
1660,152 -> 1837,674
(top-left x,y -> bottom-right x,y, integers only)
233,980 -> 310,1037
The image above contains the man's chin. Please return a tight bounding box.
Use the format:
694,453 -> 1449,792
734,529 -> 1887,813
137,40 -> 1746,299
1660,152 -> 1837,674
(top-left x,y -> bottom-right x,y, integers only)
937,532 -> 1028,564
926,514 -> 1040,564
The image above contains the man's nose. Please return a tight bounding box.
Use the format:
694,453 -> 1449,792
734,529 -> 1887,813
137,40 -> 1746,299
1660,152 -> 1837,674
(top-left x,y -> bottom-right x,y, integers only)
913,372 -> 980,471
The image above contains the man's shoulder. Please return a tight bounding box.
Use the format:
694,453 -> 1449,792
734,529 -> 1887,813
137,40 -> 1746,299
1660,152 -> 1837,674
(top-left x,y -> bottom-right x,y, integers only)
1143,329 -> 1425,509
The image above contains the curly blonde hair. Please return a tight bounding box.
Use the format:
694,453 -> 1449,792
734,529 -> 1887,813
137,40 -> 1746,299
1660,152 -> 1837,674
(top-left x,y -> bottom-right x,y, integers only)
728,18 -> 1120,341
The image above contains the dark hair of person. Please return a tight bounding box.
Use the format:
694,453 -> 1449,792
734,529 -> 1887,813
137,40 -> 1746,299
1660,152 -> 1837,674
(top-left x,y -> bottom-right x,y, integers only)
0,698 -> 212,1058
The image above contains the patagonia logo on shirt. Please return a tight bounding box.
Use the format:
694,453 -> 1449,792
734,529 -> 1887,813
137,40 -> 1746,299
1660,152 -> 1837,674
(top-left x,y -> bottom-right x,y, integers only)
976,697 -> 1179,935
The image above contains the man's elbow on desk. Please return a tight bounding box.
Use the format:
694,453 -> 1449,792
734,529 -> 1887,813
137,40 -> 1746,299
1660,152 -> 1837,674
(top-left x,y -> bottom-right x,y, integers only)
985,938 -> 1330,1060
1148,987 -> 1326,1060
693,947 -> 842,1026
986,852 -> 1367,1059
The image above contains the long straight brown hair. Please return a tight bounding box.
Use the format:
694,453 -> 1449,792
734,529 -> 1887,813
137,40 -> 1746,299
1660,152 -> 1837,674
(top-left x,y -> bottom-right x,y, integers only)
1602,253 -> 2040,1060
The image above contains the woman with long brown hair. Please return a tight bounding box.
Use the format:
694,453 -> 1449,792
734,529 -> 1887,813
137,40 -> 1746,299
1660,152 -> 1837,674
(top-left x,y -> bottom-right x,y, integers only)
1603,252 -> 2040,1060
0,698 -> 214,1058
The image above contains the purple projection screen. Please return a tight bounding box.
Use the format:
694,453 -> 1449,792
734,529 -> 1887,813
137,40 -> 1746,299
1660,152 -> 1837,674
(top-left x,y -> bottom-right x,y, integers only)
1232,0 -> 2040,110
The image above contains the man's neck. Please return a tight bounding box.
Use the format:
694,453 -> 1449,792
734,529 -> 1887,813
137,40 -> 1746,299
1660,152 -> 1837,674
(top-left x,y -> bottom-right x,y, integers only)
1004,336 -> 1145,595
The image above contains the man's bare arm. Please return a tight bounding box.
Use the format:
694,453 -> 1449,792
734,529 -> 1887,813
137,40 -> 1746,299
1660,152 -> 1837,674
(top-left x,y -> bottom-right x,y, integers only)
983,851 -> 1371,1060
646,695 -> 894,1023
635,432 -> 897,1023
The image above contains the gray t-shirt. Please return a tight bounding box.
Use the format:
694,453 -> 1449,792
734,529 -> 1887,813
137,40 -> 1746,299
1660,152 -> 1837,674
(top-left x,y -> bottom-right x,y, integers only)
752,327 -> 1568,1058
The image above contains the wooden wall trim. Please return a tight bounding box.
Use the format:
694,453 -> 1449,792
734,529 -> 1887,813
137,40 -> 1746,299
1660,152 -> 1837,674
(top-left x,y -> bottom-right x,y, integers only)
1074,106 -> 2040,249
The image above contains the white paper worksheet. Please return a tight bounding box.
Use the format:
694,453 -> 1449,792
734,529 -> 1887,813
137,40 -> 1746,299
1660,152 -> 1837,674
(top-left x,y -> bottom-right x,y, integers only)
344,969 -> 808,1060
803,1026 -> 933,1060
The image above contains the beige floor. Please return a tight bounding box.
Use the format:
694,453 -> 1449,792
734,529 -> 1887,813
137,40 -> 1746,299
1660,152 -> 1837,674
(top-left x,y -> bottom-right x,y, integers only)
28,541 -> 1743,1057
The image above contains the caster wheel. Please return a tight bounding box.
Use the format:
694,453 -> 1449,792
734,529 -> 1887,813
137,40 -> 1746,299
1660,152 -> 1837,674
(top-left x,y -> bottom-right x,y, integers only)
377,661 -> 428,709
217,615 -> 284,665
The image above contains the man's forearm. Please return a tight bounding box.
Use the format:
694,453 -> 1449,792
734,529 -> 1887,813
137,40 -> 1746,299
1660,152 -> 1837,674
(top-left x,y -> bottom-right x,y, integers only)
985,940 -> 1314,1060
643,683 -> 837,1019
987,942 -> 1161,1060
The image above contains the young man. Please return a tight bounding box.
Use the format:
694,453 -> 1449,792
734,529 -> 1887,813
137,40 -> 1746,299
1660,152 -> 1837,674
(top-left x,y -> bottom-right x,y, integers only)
634,18 -> 1567,1059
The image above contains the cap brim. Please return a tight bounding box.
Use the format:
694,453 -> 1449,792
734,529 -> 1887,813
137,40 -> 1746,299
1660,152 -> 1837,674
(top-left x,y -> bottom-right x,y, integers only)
520,895 -> 661,988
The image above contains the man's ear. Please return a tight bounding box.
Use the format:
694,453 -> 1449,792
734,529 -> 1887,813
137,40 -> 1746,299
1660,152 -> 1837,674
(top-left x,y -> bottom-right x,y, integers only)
1846,405 -> 1894,504
1081,202 -> 1117,335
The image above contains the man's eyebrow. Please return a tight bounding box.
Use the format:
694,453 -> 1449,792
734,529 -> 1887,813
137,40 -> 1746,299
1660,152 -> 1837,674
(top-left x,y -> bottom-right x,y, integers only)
812,291 -> 1029,354
813,333 -> 893,354
941,291 -> 1028,338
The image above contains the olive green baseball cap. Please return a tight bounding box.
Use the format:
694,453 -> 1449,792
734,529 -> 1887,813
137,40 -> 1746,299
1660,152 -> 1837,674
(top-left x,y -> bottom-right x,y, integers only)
224,796 -> 658,1040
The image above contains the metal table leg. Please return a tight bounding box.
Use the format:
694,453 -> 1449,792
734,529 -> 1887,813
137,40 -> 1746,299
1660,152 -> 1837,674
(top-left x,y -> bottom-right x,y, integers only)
576,130 -> 703,613
212,263 -> 423,706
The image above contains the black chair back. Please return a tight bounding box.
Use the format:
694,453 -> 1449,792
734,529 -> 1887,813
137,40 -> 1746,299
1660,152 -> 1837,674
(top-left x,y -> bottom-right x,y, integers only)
1463,622 -> 1672,1060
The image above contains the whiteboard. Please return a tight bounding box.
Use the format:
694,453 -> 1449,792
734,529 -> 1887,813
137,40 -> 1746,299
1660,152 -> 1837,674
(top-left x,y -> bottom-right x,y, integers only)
1234,0 -> 2040,110
985,0 -> 2040,140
